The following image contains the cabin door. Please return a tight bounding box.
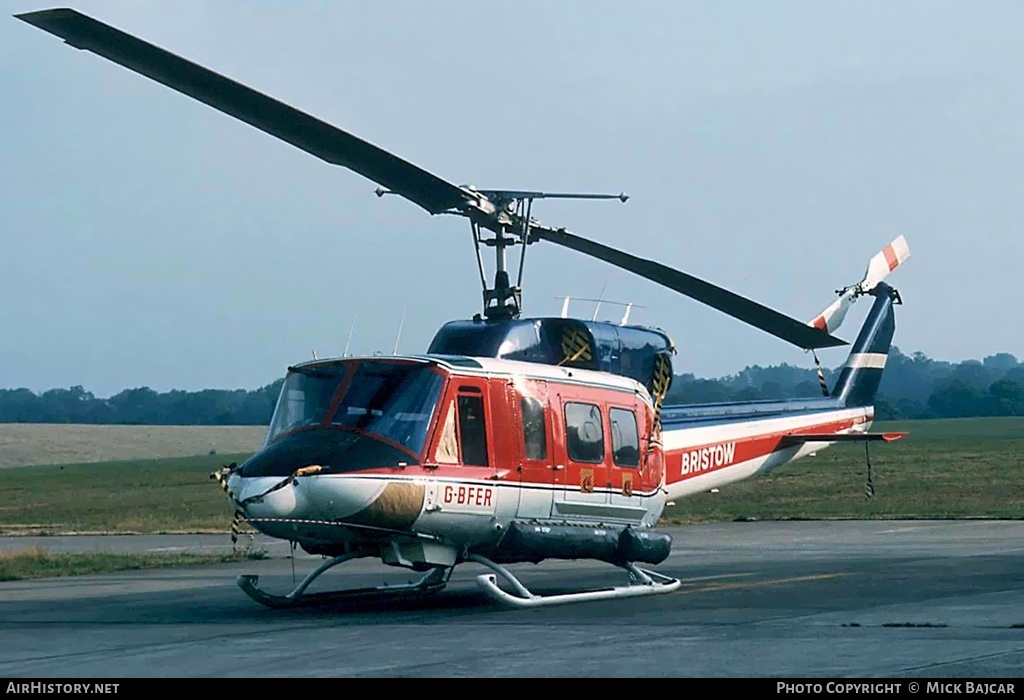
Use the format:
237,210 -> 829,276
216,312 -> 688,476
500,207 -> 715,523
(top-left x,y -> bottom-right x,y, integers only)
605,401 -> 648,523
513,379 -> 556,520
553,393 -> 611,518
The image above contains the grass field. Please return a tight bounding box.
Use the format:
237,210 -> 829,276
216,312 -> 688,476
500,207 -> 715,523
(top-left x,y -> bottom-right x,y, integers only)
0,417 -> 1021,535
0,423 -> 266,469
661,416 -> 1024,523
0,545 -> 267,581
0,453 -> 253,535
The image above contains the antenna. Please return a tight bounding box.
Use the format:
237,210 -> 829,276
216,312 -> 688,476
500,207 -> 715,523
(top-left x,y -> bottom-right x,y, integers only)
591,282 -> 608,321
556,296 -> 646,324
392,307 -> 406,356
343,313 -> 357,357
311,348 -> 318,360
620,303 -> 635,325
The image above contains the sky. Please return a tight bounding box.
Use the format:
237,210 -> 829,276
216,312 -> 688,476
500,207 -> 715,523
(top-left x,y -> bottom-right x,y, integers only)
2,0 -> 1022,397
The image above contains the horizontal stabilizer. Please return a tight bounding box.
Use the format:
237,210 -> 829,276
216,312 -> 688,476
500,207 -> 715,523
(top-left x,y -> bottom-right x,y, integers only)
781,432 -> 907,445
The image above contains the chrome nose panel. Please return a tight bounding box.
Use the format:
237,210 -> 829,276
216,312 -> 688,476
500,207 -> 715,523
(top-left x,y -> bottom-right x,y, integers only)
227,472 -> 389,523
303,477 -> 386,520
228,474 -> 305,520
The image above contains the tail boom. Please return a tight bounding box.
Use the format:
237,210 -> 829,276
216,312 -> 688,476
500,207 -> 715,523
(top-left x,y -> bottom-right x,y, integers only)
655,239 -> 908,509
659,404 -> 873,502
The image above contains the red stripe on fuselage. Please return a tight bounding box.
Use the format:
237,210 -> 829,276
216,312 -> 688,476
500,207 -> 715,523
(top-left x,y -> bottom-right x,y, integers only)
284,413 -> 869,489
346,465 -> 500,480
664,415 -> 866,483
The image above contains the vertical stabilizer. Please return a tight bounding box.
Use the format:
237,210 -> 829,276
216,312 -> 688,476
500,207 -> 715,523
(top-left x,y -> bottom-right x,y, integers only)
831,283 -> 898,407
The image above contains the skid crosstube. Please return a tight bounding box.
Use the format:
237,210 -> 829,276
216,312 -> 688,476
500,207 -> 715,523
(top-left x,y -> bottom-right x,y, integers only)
236,551 -> 449,609
466,553 -> 681,609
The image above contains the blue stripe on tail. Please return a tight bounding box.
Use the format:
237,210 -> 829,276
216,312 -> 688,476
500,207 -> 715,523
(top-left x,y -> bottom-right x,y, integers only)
831,282 -> 897,407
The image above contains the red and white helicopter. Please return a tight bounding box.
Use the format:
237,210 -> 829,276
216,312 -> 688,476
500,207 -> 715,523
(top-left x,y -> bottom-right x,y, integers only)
18,8 -> 911,609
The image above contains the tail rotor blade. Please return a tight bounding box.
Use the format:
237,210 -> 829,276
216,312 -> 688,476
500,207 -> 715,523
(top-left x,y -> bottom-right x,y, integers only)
531,225 -> 846,350
862,235 -> 911,292
808,289 -> 857,335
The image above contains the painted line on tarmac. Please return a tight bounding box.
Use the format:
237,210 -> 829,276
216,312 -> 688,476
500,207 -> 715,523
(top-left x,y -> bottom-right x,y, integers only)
678,573 -> 846,595
677,573 -> 756,584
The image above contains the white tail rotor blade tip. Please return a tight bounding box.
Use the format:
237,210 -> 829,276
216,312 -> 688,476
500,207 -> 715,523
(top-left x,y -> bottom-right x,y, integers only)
863,236 -> 910,290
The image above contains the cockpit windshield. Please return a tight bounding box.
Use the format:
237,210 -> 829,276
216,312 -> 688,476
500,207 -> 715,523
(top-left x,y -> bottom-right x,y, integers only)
330,363 -> 443,456
265,365 -> 347,446
264,361 -> 444,457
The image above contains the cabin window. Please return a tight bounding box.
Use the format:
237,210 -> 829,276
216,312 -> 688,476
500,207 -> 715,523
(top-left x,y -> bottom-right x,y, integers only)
457,395 -> 489,467
521,396 -> 547,460
435,400 -> 459,464
564,402 -> 604,463
610,407 -> 640,467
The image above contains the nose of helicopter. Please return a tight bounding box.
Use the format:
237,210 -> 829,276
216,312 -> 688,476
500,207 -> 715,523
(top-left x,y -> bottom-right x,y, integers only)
227,473 -> 304,519
225,470 -> 397,526
222,428 -> 427,535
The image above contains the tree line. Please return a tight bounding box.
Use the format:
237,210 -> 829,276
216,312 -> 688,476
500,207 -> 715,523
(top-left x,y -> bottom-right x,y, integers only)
664,349 -> 1024,420
1,349 -> 1021,424
0,382 -> 285,425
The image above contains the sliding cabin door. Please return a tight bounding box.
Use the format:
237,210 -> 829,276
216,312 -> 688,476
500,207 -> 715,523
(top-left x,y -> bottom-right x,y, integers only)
553,392 -> 610,518
549,388 -> 651,525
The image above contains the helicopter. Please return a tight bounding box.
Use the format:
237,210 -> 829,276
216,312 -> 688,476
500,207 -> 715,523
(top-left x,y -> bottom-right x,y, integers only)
16,7 -> 911,609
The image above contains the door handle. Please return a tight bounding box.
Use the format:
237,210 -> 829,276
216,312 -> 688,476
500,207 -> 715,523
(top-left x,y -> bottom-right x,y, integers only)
551,464 -> 565,471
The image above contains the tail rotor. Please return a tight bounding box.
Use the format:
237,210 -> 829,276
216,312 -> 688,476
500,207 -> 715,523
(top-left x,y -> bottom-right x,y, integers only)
808,235 -> 910,335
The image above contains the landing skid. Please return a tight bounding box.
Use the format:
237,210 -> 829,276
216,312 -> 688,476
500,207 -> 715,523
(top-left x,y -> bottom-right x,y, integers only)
236,551 -> 450,609
466,554 -> 681,609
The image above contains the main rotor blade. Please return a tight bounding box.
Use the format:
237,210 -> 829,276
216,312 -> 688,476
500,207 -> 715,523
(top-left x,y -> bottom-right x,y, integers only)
16,8 -> 477,215
532,226 -> 847,350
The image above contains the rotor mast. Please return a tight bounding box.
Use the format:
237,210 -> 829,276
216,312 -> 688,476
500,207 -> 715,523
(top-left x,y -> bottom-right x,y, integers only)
467,190 -> 629,320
